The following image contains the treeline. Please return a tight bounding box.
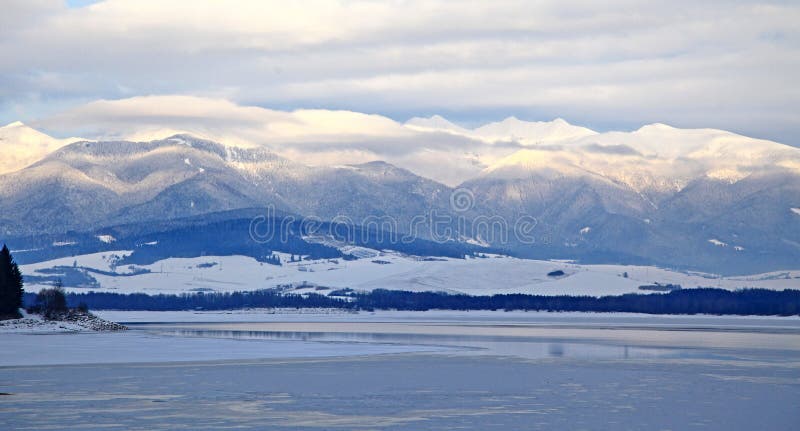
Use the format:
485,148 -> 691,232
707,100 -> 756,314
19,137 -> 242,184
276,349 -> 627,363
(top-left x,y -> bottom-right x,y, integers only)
7,210 -> 485,266
354,288 -> 800,315
22,287 -> 800,316
24,290 -> 348,311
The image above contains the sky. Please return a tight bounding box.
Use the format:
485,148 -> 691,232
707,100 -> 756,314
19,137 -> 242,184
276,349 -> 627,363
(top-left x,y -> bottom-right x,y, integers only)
1,0 -> 798,145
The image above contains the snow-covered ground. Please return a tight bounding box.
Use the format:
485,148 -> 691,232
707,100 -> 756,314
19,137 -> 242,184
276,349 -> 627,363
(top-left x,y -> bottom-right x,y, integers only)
0,310 -> 126,334
19,250 -> 800,297
0,314 -> 90,334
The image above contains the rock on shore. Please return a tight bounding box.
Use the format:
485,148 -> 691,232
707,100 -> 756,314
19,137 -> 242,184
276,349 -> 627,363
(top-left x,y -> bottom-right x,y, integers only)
0,311 -> 126,333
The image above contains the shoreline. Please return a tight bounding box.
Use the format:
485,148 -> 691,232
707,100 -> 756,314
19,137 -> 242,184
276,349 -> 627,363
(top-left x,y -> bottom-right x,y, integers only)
94,308 -> 800,325
0,311 -> 126,334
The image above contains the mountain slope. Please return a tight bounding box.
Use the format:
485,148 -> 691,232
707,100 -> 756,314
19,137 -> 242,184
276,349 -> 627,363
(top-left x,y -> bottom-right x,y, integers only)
1,120 -> 799,274
462,126 -> 800,273
405,116 -> 598,144
0,134 -> 466,241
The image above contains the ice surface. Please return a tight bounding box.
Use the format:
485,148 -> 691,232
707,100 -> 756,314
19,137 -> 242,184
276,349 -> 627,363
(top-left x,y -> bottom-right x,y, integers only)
0,331 -> 447,367
3,314 -> 799,430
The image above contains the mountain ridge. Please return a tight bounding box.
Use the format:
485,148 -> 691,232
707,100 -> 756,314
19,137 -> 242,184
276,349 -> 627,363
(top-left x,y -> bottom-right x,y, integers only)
1,120 -> 798,274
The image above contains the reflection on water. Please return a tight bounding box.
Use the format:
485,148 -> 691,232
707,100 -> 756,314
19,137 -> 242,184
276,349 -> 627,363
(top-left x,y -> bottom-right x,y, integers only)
548,343 -> 565,357
141,327 -> 762,362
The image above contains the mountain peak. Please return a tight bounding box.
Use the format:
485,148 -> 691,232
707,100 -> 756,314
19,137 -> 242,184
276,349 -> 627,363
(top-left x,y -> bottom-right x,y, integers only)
349,159 -> 407,173
636,123 -> 676,132
473,116 -> 596,143
163,133 -> 208,145
496,116 -> 570,126
405,115 -> 466,134
0,121 -> 87,175
2,120 -> 26,129
500,115 -> 521,123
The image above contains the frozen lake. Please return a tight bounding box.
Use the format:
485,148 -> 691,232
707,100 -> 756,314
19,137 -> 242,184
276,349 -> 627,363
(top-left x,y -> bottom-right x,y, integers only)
2,312 -> 800,430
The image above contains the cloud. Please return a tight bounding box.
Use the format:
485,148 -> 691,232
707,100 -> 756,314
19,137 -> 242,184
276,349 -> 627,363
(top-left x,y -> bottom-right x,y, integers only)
1,0 -> 799,145
14,94 -> 800,188
39,95 -> 415,142
34,95 -> 501,185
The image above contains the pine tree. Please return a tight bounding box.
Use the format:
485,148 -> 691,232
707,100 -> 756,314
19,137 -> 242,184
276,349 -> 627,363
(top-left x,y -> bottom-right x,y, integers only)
0,244 -> 24,318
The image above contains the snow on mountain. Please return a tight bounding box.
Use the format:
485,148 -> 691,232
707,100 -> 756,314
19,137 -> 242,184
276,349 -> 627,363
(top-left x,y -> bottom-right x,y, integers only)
405,116 -> 597,145
8,116 -> 796,194
456,120 -> 800,274
404,116 -> 800,194
0,121 -> 85,175
2,119 -> 799,274
405,115 -> 471,135
0,135 -> 292,234
479,122 -> 800,193
0,133 -> 462,238
472,117 -> 597,144
401,116 -> 602,184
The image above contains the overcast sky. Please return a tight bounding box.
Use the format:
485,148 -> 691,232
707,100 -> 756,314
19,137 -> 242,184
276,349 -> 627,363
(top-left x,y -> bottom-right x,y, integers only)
1,0 -> 798,145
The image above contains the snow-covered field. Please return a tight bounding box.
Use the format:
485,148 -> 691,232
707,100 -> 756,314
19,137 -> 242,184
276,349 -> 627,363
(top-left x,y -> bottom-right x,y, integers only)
19,249 -> 800,297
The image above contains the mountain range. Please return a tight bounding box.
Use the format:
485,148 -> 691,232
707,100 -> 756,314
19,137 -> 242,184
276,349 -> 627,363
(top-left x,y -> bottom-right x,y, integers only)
1,116 -> 798,275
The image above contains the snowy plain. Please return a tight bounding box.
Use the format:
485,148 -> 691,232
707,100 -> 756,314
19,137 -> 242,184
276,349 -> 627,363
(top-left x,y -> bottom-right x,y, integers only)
19,250 -> 800,297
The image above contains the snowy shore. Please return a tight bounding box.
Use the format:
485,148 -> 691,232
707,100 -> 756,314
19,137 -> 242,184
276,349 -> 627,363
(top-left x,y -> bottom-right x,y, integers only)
0,310 -> 126,334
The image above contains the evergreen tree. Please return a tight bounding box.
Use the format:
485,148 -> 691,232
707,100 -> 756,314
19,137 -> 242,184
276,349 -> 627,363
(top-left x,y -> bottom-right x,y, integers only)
0,244 -> 24,318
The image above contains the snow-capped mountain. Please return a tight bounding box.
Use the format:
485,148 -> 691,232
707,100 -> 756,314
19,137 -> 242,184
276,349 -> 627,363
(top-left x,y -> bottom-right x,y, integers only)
480,123 -> 800,192
406,116 -> 800,194
405,116 -> 597,144
405,115 -> 471,135
0,134 -> 459,239
461,121 -> 800,274
0,121 -> 85,175
471,116 -> 597,144
0,118 -> 798,274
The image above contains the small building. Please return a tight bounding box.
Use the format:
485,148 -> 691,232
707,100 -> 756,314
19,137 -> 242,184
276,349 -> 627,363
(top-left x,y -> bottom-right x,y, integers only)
638,283 -> 682,292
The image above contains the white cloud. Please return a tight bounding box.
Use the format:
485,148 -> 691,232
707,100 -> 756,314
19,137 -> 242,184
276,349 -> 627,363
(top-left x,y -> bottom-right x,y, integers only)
25,95 -> 800,189
0,0 -> 798,145
39,95 -> 415,144
34,95 -> 502,185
